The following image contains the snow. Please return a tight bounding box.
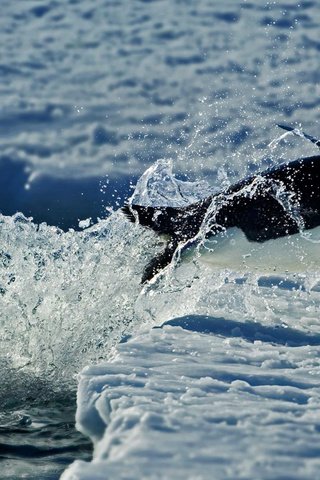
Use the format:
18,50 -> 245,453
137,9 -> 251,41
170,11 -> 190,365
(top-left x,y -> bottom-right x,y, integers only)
62,314 -> 320,479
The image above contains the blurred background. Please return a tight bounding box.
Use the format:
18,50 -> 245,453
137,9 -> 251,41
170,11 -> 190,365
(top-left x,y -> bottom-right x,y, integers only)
1,0 -> 319,229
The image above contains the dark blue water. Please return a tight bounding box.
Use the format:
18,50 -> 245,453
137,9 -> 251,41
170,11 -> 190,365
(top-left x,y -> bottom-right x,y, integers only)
0,157 -> 135,230
0,402 -> 91,480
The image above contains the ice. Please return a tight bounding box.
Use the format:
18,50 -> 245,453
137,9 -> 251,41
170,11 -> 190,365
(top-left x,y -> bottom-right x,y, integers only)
62,315 -> 320,480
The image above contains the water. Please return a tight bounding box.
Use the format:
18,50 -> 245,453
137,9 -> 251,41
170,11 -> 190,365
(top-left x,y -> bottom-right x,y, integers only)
1,403 -> 91,480
1,0 -> 320,478
0,212 -> 156,478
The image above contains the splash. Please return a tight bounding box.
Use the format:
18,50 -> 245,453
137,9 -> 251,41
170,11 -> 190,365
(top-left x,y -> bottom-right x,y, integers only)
0,211 -> 160,405
133,161 -> 320,331
1,159 -> 320,406
130,158 -> 215,207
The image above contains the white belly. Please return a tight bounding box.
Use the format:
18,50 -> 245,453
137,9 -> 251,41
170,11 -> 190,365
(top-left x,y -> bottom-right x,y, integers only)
192,226 -> 320,273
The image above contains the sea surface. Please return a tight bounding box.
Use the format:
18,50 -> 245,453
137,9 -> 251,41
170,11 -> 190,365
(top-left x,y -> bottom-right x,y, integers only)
1,0 -> 320,478
0,403 -> 91,480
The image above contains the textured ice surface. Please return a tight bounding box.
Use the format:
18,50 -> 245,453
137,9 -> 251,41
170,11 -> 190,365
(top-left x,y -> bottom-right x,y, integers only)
62,312 -> 320,480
